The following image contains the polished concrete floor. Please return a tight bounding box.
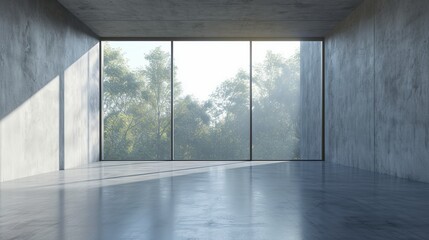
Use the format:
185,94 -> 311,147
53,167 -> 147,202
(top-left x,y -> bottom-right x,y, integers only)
1,161 -> 429,240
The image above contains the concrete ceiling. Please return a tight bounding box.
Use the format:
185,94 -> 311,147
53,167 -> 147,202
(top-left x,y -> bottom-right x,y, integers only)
58,0 -> 364,38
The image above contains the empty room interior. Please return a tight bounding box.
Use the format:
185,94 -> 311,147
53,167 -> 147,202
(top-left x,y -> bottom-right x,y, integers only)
1,0 -> 429,239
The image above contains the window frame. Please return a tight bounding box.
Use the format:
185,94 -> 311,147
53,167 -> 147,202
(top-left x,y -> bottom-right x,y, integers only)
99,38 -> 325,161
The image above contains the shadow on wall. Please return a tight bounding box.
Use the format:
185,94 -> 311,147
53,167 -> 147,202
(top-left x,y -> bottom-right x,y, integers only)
0,0 -> 100,181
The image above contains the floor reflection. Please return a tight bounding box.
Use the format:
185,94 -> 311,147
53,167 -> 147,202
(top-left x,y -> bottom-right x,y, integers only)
1,161 -> 429,240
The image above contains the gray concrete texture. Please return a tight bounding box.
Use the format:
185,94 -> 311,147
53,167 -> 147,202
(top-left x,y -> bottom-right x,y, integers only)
3,161 -> 429,239
300,42 -> 323,160
0,0 -> 100,181
325,0 -> 375,171
326,0 -> 429,182
57,0 -> 363,38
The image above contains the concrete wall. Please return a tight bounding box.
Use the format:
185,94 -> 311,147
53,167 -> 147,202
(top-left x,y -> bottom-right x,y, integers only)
326,0 -> 429,182
325,0 -> 375,171
64,46 -> 100,169
0,0 -> 100,181
300,42 -> 323,160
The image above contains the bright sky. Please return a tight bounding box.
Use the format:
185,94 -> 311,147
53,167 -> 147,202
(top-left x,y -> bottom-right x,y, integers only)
108,41 -> 299,101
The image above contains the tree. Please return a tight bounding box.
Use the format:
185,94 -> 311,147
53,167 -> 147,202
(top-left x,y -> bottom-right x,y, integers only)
103,44 -> 301,160
103,45 -> 172,160
252,51 -> 301,159
174,95 -> 211,159
207,70 -> 250,159
137,47 -> 171,159
103,44 -> 140,115
103,43 -> 141,160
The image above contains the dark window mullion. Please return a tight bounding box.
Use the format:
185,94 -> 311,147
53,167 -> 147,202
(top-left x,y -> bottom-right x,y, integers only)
171,41 -> 174,161
250,41 -> 253,161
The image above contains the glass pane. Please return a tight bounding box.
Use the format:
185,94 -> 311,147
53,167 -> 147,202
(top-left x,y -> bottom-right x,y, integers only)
103,41 -> 171,160
174,42 -> 250,160
299,42 -> 323,160
252,41 -> 322,160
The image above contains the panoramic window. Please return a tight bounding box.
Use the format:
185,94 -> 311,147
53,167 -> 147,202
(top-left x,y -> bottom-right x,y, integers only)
102,41 -> 322,161
174,42 -> 250,160
252,41 -> 322,160
103,41 -> 171,160
252,42 -> 301,160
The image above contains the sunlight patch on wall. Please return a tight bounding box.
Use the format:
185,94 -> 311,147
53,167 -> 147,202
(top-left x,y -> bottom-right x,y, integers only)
0,76 -> 59,182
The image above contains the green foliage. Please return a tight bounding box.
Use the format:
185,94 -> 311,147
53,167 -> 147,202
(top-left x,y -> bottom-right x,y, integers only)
252,51 -> 301,159
103,44 -> 301,160
103,44 -> 171,160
